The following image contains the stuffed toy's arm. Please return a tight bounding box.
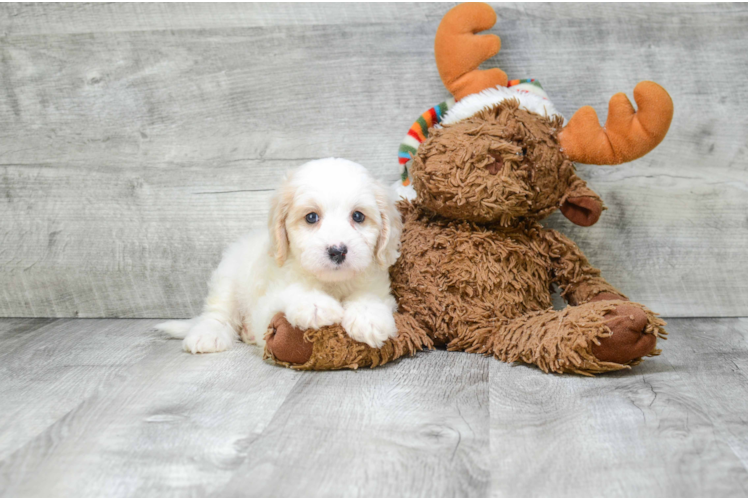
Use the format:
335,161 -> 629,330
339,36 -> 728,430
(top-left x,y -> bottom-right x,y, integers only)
542,228 -> 627,306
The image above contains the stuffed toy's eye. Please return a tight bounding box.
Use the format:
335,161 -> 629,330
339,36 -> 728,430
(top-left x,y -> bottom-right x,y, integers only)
305,212 -> 319,224
521,147 -> 528,156
352,211 -> 365,223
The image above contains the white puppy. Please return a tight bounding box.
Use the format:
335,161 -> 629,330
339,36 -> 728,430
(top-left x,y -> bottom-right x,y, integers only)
156,158 -> 402,354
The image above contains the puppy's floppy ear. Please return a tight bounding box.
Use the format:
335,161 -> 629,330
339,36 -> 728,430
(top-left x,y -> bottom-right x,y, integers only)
268,174 -> 296,266
373,180 -> 403,268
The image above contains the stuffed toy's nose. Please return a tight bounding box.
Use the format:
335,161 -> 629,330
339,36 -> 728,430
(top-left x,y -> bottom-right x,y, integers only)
486,155 -> 503,175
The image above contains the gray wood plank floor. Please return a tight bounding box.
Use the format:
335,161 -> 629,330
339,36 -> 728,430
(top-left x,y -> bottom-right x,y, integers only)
1,318 -> 747,497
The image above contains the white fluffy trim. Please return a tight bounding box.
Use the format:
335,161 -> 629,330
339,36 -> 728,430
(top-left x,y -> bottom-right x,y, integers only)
441,85 -> 561,126
392,180 -> 416,201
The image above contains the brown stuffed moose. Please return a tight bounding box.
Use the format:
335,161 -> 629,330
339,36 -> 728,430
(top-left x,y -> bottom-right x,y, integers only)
262,2 -> 673,375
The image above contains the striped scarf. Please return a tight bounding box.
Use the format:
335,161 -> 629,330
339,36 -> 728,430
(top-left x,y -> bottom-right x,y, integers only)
397,79 -> 545,187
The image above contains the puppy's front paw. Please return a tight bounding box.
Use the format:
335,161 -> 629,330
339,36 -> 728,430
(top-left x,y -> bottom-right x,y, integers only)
342,301 -> 398,348
286,294 -> 344,330
182,318 -> 237,354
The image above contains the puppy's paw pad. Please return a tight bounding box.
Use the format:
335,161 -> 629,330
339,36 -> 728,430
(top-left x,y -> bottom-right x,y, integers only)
342,304 -> 397,348
287,296 -> 344,330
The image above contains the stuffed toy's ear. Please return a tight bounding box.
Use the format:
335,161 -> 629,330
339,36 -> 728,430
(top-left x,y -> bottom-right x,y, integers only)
560,184 -> 604,227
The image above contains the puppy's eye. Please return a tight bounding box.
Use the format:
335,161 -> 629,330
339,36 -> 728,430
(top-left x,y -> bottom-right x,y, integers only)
305,212 -> 319,224
352,211 -> 365,223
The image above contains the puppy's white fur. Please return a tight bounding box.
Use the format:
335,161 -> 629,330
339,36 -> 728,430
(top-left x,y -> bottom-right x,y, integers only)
156,158 -> 402,354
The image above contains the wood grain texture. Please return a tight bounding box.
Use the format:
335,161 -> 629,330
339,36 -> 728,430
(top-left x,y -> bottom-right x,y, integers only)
0,319 -> 161,461
488,318 -> 748,497
1,317 -> 747,496
0,320 -> 303,497
489,367 -> 748,497
0,3 -> 436,34
218,352 -> 490,497
1,3 -> 747,318
663,318 -> 748,473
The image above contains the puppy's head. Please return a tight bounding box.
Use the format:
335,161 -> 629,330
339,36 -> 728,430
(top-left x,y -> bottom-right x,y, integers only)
269,158 -> 402,282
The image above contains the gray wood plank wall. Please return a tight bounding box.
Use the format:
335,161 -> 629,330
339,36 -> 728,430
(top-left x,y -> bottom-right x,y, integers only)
1,3 -> 746,318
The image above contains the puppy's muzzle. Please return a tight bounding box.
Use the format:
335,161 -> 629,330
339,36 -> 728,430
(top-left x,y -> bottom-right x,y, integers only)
327,244 -> 347,265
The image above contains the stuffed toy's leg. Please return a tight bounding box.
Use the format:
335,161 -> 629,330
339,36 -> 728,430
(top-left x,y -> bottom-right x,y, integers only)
263,312 -> 433,370
449,300 -> 667,375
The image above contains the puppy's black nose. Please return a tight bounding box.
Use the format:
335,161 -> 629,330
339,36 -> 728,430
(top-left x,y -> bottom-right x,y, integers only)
327,244 -> 347,265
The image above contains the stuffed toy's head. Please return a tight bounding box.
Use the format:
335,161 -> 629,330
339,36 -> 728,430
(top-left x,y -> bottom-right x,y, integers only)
399,2 -> 673,227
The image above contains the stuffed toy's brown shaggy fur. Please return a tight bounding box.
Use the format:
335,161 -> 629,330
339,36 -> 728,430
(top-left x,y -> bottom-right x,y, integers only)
263,3 -> 673,375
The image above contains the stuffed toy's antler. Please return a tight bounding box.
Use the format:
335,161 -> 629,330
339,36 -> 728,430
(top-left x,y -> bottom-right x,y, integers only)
435,2 -> 508,101
559,81 -> 674,165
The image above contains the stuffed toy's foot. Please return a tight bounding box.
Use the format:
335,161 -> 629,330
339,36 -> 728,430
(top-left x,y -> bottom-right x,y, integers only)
265,313 -> 314,365
589,296 -> 659,364
450,300 -> 667,375
264,312 -> 433,370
